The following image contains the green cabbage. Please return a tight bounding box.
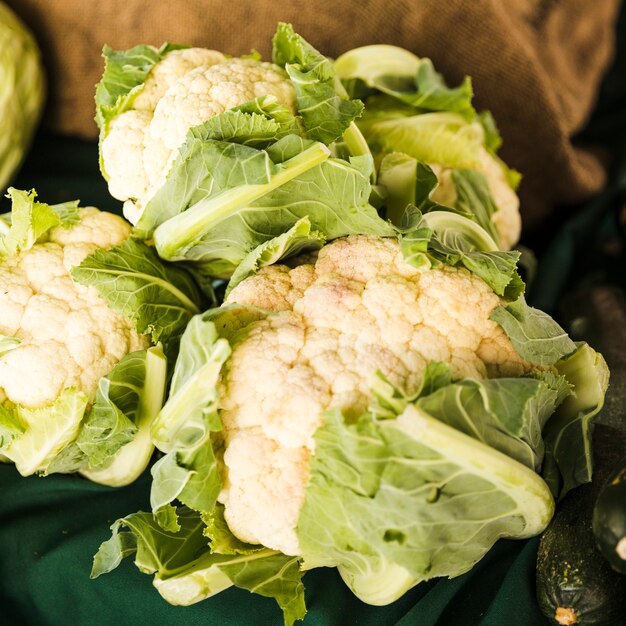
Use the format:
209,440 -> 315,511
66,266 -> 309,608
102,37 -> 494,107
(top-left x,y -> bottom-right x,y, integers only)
0,4 -> 45,192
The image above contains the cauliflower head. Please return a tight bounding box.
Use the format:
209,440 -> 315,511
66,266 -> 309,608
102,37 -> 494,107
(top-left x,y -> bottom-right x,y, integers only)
333,44 -> 523,250
0,207 -> 147,408
217,235 -> 537,555
100,48 -> 296,224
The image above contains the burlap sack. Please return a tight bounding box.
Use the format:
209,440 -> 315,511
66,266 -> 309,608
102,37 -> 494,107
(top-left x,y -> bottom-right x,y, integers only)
6,0 -> 620,228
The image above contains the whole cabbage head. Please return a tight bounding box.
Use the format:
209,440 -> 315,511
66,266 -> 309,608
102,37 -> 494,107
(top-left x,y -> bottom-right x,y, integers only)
0,3 -> 45,191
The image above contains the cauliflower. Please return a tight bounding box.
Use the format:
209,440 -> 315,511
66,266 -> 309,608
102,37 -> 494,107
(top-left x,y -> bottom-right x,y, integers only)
0,190 -> 173,483
94,28 -> 609,619
99,48 -> 296,224
102,227 -> 606,617
0,207 -> 147,408
334,45 -> 523,249
218,235 -> 536,555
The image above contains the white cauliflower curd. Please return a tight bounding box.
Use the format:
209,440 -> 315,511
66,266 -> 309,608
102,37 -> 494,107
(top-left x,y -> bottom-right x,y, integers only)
218,235 -> 537,555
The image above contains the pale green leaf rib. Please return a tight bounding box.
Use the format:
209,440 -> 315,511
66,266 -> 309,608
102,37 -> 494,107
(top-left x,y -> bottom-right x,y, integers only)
154,141 -> 331,261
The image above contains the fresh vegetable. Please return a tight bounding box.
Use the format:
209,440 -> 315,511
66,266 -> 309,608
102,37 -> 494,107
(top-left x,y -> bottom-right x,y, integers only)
593,456 -> 626,574
334,44 -> 522,249
562,285 -> 626,574
96,22 -> 369,230
536,425 -> 626,626
96,32 -> 385,278
0,189 -> 202,485
94,222 -> 607,622
0,3 -> 45,191
213,236 -> 545,557
98,44 -> 296,225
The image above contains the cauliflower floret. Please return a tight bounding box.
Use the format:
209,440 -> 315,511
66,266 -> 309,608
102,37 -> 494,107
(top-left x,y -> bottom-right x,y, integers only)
226,264 -> 316,312
101,110 -> 151,202
222,429 -> 310,554
133,48 -> 227,111
478,148 -> 521,251
0,208 -> 148,408
218,235 -> 536,555
430,147 -> 521,250
100,50 -> 296,225
150,59 -> 296,152
48,206 -> 133,251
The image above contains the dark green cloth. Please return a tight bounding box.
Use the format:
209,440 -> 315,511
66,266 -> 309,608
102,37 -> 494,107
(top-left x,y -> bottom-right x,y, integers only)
0,463 -> 548,625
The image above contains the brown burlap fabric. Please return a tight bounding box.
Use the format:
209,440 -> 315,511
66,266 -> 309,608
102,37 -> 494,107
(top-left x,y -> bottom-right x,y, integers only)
6,0 -> 621,228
